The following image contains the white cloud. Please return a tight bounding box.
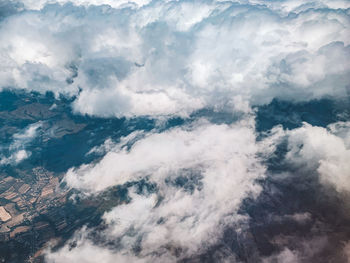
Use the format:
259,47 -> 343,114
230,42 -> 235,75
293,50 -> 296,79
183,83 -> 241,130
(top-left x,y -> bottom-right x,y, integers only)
247,0 -> 350,15
261,235 -> 333,263
45,227 -> 146,263
262,248 -> 300,263
0,0 -> 348,117
47,117 -> 267,260
0,122 -> 42,165
265,121 -> 350,194
19,0 -> 152,10
65,118 -> 261,193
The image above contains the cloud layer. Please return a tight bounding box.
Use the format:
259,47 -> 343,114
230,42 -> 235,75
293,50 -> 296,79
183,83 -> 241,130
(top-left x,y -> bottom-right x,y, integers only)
0,0 -> 349,117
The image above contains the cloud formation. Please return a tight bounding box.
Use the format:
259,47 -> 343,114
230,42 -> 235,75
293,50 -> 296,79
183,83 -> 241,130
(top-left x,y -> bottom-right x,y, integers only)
284,121 -> 350,193
0,0 -> 349,117
47,119 -> 350,262
46,117 -> 270,261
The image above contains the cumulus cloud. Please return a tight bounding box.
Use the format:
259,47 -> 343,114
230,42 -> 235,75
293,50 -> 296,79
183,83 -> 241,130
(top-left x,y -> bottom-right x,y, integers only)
0,121 -> 42,165
0,0 -> 349,117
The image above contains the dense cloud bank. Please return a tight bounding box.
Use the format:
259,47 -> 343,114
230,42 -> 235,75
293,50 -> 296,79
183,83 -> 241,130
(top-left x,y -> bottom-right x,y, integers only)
0,0 -> 349,262
0,0 -> 349,117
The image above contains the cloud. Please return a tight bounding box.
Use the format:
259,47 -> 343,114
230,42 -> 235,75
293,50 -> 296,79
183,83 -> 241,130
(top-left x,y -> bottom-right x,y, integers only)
0,0 -> 348,117
64,118 -> 262,193
261,235 -> 337,263
0,1 -> 348,262
19,0 -> 151,10
343,242 -> 350,262
262,248 -> 300,263
0,121 -> 42,165
256,120 -> 350,194
284,121 -> 350,193
0,0 -> 24,20
247,0 -> 350,15
45,227 -> 145,263
46,117 -> 268,260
